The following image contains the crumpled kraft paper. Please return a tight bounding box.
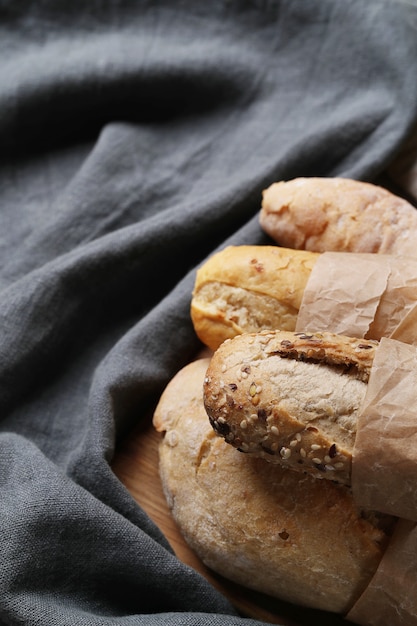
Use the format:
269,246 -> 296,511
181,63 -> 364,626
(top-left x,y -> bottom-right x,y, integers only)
295,252 -> 417,625
346,518 -> 417,626
347,331 -> 417,625
390,300 -> 417,344
352,337 -> 417,521
296,252 -> 417,344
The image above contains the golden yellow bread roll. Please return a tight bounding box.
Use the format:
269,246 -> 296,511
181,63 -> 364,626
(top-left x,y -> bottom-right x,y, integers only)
153,358 -> 394,615
260,177 -> 417,255
204,329 -> 377,486
191,245 -> 318,351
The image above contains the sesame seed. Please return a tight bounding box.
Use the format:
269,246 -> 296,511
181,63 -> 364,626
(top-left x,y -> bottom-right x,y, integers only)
300,448 -> 306,458
311,444 -> 321,451
270,425 -> 279,436
312,457 -> 322,464
241,370 -> 248,378
324,455 -> 331,464
295,433 -> 302,441
249,382 -> 257,397
290,439 -> 298,447
280,447 -> 291,459
255,385 -> 262,394
334,462 -> 344,469
325,465 -> 335,471
221,365 -> 227,372
240,420 -> 248,430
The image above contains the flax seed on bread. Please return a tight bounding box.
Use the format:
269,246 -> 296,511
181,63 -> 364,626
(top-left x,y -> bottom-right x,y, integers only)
203,329 -> 378,486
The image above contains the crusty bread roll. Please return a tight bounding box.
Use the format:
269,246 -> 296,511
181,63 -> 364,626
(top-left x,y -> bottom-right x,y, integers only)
204,329 -> 378,486
191,245 -> 318,351
260,177 -> 417,256
153,358 -> 394,615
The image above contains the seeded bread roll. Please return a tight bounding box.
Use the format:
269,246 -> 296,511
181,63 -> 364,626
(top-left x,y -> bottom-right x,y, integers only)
153,358 -> 394,615
191,245 -> 318,351
260,177 -> 417,256
204,329 -> 378,486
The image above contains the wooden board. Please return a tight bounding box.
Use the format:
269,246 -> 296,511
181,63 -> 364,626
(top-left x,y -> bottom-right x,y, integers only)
112,417 -> 348,626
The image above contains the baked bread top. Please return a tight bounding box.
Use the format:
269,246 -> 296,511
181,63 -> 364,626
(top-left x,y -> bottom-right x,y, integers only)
260,177 -> 417,256
203,330 -> 378,485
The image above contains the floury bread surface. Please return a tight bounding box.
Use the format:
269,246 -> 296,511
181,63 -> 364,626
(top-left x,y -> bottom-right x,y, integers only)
204,329 -> 377,486
191,245 -> 318,351
260,177 -> 417,256
153,358 -> 394,615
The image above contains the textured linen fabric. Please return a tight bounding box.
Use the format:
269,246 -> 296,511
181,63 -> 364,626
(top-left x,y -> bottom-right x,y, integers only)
1,1 -> 417,625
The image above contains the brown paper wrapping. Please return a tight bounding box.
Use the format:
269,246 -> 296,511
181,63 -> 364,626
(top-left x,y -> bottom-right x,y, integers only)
295,254 -> 417,624
296,252 -> 417,344
346,518 -> 417,626
390,301 -> 417,344
352,337 -> 417,521
347,338 -> 417,623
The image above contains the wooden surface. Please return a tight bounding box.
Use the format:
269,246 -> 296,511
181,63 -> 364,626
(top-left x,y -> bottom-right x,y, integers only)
112,416 -> 347,626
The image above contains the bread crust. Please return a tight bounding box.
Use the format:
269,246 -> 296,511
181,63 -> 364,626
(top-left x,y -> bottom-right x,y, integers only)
203,330 -> 378,485
153,358 -> 394,615
191,245 -> 318,350
260,177 -> 417,256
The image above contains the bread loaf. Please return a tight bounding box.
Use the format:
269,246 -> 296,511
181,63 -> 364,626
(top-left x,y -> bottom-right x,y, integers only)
260,177 -> 417,256
153,358 -> 394,615
204,329 -> 378,486
191,245 -> 318,351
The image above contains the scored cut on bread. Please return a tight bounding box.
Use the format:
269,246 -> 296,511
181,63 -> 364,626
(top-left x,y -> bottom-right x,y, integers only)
260,177 -> 417,256
153,358 -> 395,615
203,329 -> 378,486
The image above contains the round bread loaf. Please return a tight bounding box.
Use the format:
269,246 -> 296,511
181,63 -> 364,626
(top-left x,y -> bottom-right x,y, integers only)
153,358 -> 394,616
260,177 -> 417,256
